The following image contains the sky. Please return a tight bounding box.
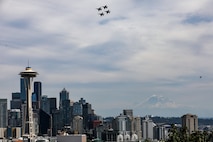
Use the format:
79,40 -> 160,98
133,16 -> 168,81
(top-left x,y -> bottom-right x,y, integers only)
1,0 -> 213,118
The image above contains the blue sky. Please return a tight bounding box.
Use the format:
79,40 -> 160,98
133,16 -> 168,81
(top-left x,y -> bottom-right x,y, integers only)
1,0 -> 213,118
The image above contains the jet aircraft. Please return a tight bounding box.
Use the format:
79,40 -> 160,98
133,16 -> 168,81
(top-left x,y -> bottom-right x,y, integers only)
105,10 -> 110,14
97,7 -> 102,11
103,5 -> 108,9
99,12 -> 104,16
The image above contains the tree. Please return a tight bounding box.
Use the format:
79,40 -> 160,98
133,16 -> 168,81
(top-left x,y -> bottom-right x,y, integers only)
166,124 -> 180,142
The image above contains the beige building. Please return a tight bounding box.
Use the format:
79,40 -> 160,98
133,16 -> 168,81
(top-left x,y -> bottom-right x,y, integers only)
73,116 -> 83,134
181,113 -> 198,134
133,116 -> 142,141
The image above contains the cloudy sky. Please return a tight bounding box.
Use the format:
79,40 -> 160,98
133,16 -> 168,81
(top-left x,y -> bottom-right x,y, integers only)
1,0 -> 213,118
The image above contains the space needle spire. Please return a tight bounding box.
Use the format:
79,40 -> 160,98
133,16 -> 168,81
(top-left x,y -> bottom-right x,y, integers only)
19,66 -> 38,141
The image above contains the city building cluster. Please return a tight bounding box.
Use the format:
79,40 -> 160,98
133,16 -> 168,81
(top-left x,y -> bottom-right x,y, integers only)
0,67 -> 211,142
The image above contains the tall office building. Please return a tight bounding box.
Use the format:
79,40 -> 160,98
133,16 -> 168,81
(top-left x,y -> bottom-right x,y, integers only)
20,78 -> 26,103
34,81 -> 42,110
61,100 -> 71,126
59,88 -> 71,127
41,96 -> 57,115
59,88 -> 69,108
0,99 -> 7,128
48,98 -> 57,114
10,92 -> 22,109
73,102 -> 83,116
41,95 -> 50,114
12,92 -> 21,100
39,109 -> 51,135
82,102 -> 92,130
52,109 -> 61,136
8,109 -> 21,127
181,113 -> 198,134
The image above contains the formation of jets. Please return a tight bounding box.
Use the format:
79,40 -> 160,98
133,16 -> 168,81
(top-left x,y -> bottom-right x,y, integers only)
96,5 -> 110,16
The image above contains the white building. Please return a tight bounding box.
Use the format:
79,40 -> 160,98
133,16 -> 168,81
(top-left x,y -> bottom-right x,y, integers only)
142,116 -> 155,140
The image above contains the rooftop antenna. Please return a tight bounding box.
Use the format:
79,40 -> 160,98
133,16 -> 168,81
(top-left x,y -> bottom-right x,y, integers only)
28,59 -> 30,67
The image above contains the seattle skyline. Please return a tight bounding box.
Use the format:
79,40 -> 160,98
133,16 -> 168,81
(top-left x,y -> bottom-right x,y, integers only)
1,0 -> 213,117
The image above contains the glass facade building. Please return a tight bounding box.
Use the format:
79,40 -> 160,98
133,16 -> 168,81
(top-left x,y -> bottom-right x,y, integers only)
0,99 -> 8,128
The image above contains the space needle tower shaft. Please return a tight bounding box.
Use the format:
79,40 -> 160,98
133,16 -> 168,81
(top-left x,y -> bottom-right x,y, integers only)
19,66 -> 38,140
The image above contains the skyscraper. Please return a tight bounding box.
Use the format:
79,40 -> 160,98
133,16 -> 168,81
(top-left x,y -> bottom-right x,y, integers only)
82,102 -> 92,130
59,88 -> 69,108
59,88 -> 71,127
61,100 -> 71,126
0,99 -> 7,128
34,81 -> 42,110
181,113 -> 198,134
48,98 -> 57,114
41,95 -> 50,114
73,102 -> 83,116
20,78 -> 26,103
10,92 -> 22,109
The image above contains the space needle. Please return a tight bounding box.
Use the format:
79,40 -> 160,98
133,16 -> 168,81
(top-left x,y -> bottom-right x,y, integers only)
19,66 -> 38,141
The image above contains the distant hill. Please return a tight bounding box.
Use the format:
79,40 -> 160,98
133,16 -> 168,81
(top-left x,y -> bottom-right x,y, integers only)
151,116 -> 213,126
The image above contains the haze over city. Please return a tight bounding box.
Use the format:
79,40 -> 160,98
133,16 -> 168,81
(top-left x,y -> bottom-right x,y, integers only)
1,0 -> 213,118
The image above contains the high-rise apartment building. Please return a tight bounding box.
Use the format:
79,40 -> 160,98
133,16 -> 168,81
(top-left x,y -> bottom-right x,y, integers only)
181,113 -> 198,134
0,99 -> 8,128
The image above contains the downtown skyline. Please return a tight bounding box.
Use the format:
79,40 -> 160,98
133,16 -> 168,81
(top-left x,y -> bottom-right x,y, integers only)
1,0 -> 213,117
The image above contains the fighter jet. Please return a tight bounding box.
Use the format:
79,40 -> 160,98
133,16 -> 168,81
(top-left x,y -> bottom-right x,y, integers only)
103,5 -> 108,9
105,10 -> 110,14
99,12 -> 104,16
97,7 -> 102,11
